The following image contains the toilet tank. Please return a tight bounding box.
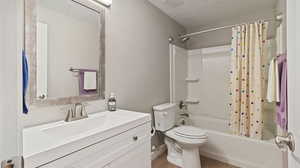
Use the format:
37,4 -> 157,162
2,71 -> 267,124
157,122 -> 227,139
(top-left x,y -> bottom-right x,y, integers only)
153,103 -> 177,131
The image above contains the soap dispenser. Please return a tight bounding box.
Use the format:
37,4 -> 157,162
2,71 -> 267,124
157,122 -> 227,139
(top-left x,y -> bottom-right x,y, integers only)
107,93 -> 117,111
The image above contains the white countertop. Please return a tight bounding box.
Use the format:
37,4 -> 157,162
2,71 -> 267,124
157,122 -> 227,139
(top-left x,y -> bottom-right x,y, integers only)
23,110 -> 151,167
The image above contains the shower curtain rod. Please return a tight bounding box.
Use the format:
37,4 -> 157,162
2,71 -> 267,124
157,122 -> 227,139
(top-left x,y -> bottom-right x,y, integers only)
180,15 -> 283,39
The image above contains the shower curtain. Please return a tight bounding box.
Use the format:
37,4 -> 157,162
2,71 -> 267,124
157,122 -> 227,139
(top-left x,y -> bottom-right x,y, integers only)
229,22 -> 268,139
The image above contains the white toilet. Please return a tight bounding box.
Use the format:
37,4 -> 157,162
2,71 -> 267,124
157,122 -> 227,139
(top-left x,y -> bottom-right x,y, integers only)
153,103 -> 208,168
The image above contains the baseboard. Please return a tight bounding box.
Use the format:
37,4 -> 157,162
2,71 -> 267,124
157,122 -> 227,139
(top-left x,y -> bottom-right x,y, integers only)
200,150 -> 261,168
151,144 -> 167,161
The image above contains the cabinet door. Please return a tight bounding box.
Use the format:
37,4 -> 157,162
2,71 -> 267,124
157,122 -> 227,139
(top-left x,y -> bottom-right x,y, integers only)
110,141 -> 151,168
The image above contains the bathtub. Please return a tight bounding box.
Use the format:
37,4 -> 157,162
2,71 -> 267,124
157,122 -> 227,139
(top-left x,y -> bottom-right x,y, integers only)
188,115 -> 285,168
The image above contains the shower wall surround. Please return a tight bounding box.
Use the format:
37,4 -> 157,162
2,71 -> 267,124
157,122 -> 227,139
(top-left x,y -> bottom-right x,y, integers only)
182,5 -> 281,139
169,43 -> 281,167
187,46 -> 231,132
177,44 -> 277,140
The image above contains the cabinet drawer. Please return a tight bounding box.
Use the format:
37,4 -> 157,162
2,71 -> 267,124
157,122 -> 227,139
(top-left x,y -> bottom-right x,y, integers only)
39,122 -> 151,168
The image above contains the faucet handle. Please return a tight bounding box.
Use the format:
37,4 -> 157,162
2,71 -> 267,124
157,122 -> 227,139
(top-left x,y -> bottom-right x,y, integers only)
74,103 -> 88,117
73,103 -> 82,116
80,104 -> 88,117
65,109 -> 73,122
179,100 -> 188,110
65,103 -> 88,122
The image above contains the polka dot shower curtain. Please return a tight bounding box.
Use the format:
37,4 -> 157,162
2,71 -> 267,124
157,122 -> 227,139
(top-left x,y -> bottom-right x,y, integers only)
229,22 -> 268,139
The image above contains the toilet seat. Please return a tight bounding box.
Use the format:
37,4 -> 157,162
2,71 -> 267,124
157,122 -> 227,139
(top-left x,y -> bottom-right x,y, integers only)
166,126 -> 208,146
174,126 -> 207,139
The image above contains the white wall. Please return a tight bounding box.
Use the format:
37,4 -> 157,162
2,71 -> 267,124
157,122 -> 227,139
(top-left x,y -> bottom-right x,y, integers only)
0,0 -> 22,161
276,0 -> 287,53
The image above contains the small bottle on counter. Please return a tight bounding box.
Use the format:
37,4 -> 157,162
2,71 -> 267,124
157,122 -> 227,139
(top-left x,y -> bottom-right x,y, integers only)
107,92 -> 117,111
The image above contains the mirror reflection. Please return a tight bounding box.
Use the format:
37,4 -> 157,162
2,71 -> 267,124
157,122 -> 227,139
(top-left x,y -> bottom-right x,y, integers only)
36,0 -> 101,99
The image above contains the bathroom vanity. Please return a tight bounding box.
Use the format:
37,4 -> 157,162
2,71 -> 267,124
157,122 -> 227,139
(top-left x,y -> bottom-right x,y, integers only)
23,110 -> 151,168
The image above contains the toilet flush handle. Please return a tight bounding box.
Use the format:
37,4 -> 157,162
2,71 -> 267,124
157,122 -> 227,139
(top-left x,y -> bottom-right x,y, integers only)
162,112 -> 168,116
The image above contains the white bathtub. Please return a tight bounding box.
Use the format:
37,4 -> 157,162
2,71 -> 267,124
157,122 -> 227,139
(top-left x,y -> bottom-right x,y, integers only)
189,115 -> 285,168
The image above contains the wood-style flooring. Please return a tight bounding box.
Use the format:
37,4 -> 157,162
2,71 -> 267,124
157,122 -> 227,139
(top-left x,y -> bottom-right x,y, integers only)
152,153 -> 239,168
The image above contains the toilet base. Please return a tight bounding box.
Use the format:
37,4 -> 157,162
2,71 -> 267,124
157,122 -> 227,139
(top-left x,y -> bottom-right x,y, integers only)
182,147 -> 201,168
167,154 -> 183,167
165,137 -> 203,168
165,137 -> 183,167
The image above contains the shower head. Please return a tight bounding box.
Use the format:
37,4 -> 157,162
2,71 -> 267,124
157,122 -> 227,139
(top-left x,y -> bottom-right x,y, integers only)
181,37 -> 190,43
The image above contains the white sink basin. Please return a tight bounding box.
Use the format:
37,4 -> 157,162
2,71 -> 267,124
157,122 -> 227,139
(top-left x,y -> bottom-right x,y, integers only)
23,110 -> 150,168
42,114 -> 109,139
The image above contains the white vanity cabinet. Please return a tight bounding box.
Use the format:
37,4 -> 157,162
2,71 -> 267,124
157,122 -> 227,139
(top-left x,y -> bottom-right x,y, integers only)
23,111 -> 151,168
109,141 -> 150,168
39,123 -> 151,168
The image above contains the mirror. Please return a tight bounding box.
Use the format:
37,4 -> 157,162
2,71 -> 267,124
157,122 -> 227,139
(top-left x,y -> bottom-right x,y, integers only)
25,0 -> 105,106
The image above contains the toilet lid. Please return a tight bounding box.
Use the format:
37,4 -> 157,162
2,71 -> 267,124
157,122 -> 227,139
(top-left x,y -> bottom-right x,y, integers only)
174,126 -> 207,139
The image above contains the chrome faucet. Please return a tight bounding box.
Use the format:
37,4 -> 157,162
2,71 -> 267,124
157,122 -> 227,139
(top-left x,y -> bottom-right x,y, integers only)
179,100 -> 189,118
65,103 -> 88,122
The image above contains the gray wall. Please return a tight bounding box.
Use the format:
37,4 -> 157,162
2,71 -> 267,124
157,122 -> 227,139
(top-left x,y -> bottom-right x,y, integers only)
186,10 -> 275,49
22,0 -> 185,148
107,0 -> 185,114
106,0 -> 185,146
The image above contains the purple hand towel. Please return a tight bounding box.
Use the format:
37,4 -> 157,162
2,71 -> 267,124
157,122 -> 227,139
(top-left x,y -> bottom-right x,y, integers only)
276,54 -> 287,131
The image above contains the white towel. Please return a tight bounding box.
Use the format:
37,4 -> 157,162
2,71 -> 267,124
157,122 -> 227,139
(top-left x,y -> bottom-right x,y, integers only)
276,24 -> 284,55
266,58 -> 280,102
84,72 -> 97,90
266,23 -> 283,103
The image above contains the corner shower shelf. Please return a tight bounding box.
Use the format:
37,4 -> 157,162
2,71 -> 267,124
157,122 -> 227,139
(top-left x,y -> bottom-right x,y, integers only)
185,99 -> 200,105
185,77 -> 200,83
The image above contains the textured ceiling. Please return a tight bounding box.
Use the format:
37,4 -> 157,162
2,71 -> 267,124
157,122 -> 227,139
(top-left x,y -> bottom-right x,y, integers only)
148,0 -> 277,30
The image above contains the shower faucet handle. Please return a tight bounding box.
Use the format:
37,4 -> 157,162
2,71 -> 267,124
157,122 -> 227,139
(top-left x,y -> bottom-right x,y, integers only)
179,100 -> 188,110
179,113 -> 189,117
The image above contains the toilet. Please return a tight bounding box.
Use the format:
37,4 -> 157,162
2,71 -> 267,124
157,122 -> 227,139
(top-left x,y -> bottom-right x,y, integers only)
153,103 -> 208,168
